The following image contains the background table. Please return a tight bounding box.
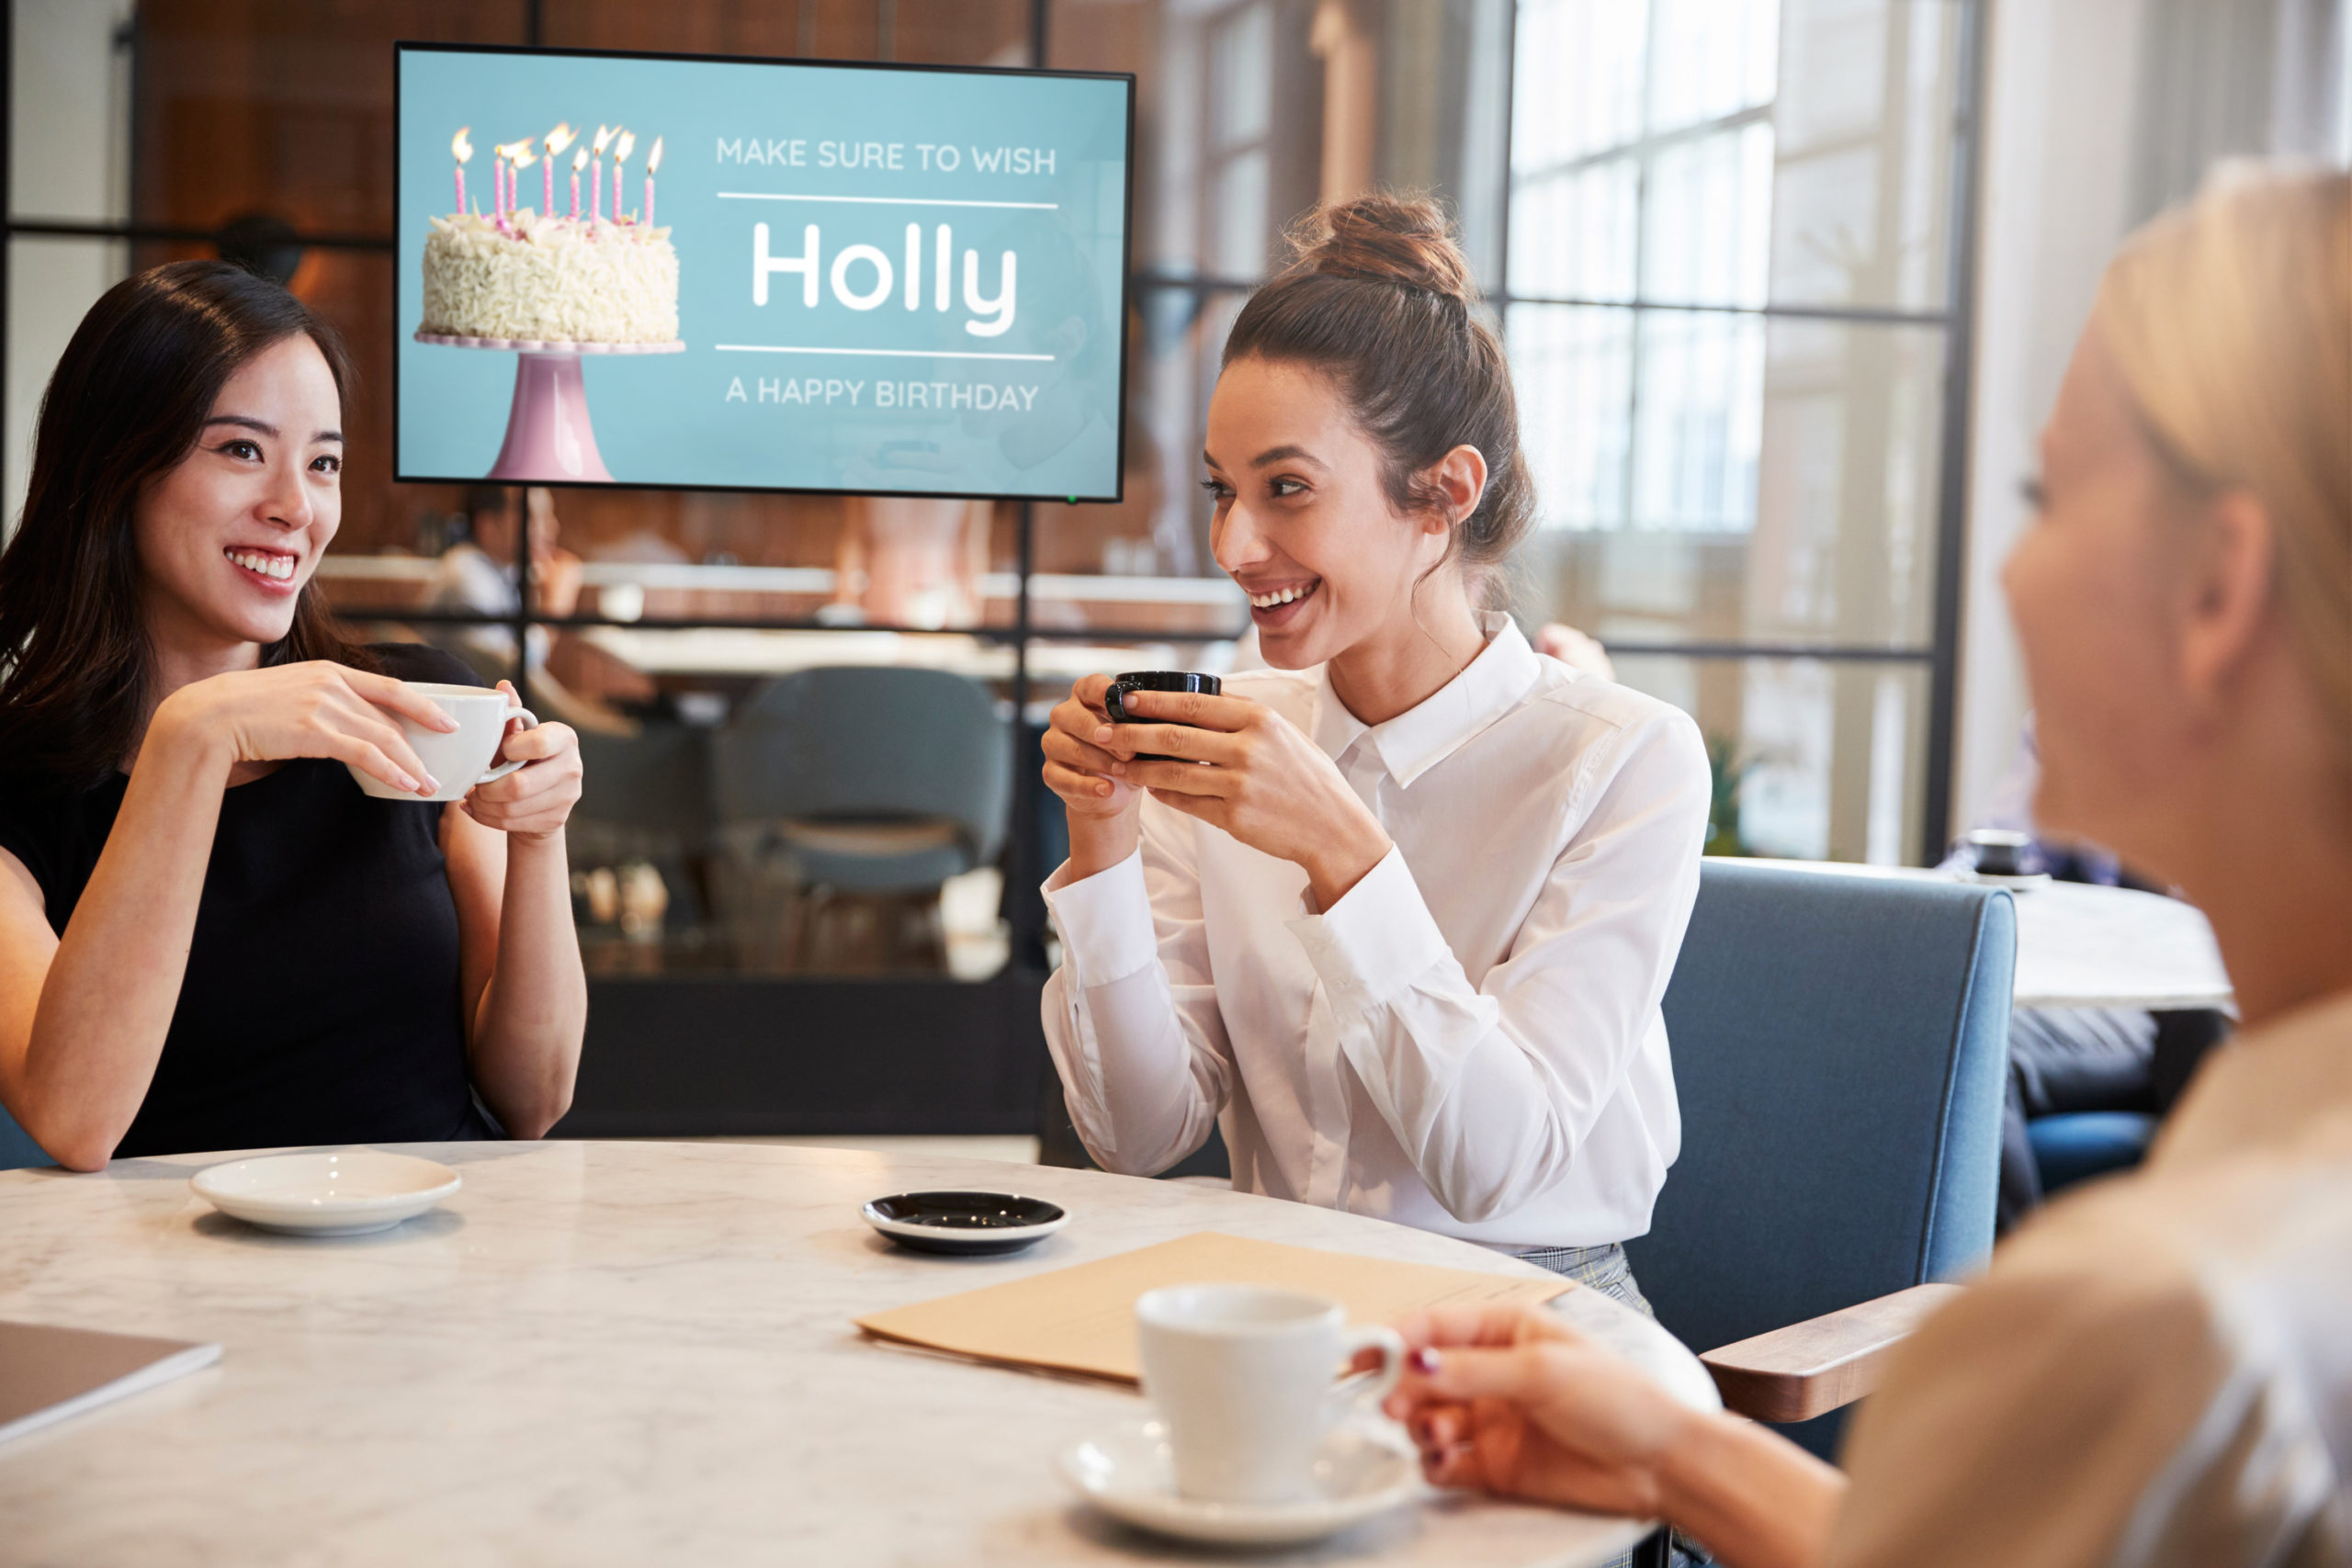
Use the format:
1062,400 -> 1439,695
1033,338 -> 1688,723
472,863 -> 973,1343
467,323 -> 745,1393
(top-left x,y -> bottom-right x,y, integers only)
0,1141 -> 1714,1567
1733,858 -> 2233,1011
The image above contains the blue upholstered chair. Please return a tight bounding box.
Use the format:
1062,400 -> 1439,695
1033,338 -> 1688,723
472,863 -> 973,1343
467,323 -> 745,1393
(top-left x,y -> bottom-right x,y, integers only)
1627,860 -> 2016,1461
0,1102 -> 51,1170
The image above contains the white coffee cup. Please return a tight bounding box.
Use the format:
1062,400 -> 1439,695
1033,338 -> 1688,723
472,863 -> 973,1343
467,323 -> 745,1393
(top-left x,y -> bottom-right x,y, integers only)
1134,1283 -> 1407,1505
347,682 -> 539,804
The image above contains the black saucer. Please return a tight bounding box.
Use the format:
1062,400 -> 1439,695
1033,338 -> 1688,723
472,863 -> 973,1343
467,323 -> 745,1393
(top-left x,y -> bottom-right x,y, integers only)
861,1190 -> 1070,1255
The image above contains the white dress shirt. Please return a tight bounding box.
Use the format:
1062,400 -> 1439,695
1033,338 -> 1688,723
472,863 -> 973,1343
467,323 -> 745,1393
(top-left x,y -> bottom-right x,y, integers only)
1040,615 -> 1712,1250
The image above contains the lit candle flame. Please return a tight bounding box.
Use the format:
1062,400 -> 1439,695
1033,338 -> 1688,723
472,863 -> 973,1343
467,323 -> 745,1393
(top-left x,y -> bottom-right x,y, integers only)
646,135 -> 663,175
593,124 -> 616,156
451,127 -> 473,163
572,145 -> 589,172
544,122 -> 576,159
615,130 -> 637,165
510,144 -> 538,171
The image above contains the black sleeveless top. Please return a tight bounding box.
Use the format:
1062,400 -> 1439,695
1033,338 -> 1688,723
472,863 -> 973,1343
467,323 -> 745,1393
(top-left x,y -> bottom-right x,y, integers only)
0,644 -> 498,1156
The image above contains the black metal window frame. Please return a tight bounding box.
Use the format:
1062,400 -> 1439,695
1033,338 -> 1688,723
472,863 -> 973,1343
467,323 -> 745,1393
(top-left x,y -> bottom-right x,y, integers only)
0,0 -> 1984,865
1483,0 -> 1986,866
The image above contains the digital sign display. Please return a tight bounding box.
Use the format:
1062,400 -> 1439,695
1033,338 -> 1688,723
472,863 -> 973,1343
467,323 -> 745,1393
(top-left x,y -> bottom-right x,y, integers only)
395,43 -> 1134,499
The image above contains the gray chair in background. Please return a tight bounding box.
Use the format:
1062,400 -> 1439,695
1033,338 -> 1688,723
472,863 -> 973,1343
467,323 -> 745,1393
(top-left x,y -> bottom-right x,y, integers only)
709,666 -> 1012,973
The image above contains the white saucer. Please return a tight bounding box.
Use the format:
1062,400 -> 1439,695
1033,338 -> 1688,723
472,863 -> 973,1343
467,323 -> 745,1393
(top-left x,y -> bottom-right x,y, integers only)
1058,1417 -> 1423,1546
192,1150 -> 462,1236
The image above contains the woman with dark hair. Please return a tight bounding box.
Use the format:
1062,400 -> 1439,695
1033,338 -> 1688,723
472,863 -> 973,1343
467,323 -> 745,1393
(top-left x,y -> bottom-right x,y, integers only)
0,261 -> 586,1171
1037,197 -> 1711,1305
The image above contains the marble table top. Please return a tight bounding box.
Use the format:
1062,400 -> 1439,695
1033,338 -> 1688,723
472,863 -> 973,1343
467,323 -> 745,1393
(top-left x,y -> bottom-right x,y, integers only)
0,1140 -> 1717,1567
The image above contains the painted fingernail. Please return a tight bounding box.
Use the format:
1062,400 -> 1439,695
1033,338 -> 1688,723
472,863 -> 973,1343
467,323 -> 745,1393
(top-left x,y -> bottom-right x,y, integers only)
420,775 -> 442,795
1409,1348 -> 1440,1374
396,773 -> 420,793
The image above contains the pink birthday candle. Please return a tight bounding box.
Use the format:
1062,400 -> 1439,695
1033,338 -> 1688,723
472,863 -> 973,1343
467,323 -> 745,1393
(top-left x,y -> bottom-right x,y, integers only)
613,130 -> 635,223
590,125 -> 614,223
540,123 -> 573,219
643,135 -> 662,229
451,127 -> 471,214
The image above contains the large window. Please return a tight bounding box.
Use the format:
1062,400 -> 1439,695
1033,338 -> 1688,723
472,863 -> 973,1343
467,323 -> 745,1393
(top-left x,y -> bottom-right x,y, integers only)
2,0 -> 1980,1132
1504,0 -> 1973,863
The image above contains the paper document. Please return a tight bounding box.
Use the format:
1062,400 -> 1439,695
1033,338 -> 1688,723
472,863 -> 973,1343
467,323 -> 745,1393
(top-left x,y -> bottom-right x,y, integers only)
855,1230 -> 1568,1383
0,1320 -> 221,1446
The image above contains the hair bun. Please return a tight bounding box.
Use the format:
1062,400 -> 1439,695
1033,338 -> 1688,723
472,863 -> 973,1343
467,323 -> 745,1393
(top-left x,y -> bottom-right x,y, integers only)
1285,194 -> 1476,305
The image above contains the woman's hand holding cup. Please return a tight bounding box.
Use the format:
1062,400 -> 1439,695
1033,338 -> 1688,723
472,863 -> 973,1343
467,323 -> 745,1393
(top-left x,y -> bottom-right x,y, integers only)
1042,674 -> 1144,820
1042,674 -> 1151,879
1381,1303 -> 1696,1519
152,660 -> 460,797
460,680 -> 582,843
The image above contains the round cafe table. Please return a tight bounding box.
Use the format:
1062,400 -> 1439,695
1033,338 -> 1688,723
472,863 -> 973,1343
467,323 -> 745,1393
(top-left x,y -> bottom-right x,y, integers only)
0,1141 -> 1716,1567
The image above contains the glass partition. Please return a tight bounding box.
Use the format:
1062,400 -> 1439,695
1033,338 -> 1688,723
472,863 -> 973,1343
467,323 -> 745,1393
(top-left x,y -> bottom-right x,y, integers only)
1,0 -> 1982,1129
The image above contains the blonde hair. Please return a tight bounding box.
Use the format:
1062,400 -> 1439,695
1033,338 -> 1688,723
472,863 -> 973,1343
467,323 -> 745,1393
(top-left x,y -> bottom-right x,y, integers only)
2092,163 -> 2352,779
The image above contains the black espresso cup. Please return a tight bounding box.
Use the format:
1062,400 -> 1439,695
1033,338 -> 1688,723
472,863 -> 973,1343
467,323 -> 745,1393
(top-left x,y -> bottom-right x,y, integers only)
1104,671 -> 1222,762
1962,828 -> 2033,878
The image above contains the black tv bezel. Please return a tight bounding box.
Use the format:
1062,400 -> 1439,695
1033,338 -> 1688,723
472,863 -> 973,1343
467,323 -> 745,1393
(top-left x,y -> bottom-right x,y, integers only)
391,39 -> 1137,504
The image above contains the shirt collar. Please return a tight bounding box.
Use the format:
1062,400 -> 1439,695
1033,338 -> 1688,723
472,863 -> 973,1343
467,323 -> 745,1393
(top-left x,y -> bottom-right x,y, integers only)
1309,613 -> 1544,788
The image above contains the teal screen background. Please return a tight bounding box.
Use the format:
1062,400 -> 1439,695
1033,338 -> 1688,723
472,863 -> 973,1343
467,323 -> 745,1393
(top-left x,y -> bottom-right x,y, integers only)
396,47 -> 1131,499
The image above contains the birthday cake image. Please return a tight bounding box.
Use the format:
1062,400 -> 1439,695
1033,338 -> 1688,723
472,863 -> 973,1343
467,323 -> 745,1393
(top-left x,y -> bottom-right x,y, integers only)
416,123 -> 682,482
420,208 -> 679,344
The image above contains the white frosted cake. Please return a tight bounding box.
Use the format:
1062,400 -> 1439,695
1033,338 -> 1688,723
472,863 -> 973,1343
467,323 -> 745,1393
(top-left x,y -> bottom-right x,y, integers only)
419,209 -> 679,344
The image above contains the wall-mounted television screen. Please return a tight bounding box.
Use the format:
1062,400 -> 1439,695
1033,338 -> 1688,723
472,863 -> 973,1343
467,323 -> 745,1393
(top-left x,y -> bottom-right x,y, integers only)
395,43 -> 1134,500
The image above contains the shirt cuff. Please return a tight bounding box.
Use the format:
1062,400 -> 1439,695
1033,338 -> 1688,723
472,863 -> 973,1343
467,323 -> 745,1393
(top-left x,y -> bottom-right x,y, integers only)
1041,848 -> 1160,987
1287,846 -> 1452,1016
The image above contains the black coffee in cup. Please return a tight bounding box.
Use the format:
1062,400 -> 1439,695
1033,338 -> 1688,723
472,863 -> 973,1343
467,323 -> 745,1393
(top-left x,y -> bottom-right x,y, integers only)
1104,671 -> 1221,762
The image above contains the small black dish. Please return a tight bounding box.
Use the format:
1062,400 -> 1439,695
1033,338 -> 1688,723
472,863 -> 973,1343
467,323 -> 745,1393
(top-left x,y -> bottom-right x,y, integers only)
861,1190 -> 1070,1256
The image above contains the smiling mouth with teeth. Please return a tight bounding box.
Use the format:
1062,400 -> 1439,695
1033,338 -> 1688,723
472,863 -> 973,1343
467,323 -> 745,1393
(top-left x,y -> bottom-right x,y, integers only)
1247,581 -> 1319,611
224,547 -> 297,582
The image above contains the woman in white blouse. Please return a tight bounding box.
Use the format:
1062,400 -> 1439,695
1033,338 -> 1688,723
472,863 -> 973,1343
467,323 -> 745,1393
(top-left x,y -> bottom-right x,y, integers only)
1037,196 -> 1711,1303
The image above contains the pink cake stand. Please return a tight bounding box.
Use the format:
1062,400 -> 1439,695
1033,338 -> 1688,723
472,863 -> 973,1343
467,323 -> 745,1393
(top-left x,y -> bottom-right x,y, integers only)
414,333 -> 684,483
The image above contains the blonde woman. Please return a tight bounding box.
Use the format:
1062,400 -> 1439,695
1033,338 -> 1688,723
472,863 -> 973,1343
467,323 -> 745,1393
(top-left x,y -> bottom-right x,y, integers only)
1382,164 -> 2352,1566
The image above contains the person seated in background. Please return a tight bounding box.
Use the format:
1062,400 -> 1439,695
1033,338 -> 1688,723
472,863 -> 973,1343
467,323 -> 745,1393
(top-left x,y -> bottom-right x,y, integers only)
826,495 -> 993,629
428,485 -> 637,733
1534,622 -> 1615,682
0,261 -> 587,1170
1382,165 -> 2351,1566
1950,719 -> 2231,1229
1038,196 -> 1712,1310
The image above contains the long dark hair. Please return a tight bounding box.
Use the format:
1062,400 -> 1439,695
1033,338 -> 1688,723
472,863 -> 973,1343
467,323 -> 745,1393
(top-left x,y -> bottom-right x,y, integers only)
1222,196 -> 1533,597
0,260 -> 376,791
